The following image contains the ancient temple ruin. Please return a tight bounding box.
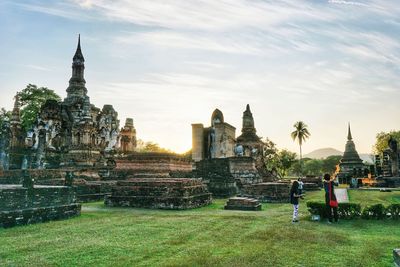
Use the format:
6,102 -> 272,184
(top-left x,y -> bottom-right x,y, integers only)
191,105 -> 274,198
192,108 -> 236,161
0,95 -> 26,171
119,118 -> 137,153
236,104 -> 264,157
0,36 -> 135,171
375,136 -> 400,187
337,124 -> 365,183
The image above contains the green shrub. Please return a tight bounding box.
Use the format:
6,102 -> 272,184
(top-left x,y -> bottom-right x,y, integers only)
306,202 -> 361,220
361,204 -> 386,220
386,204 -> 400,220
306,202 -> 326,218
337,203 -> 361,219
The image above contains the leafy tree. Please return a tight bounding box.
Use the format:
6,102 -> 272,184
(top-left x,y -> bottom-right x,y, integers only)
275,149 -> 297,178
263,138 -> 279,172
291,121 -> 311,176
321,155 -> 342,174
290,157 -> 312,177
0,108 -> 11,129
17,84 -> 61,131
373,131 -> 400,155
303,159 -> 323,176
136,139 -> 173,153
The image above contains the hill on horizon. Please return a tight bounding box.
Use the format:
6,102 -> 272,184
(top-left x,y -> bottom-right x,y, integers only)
304,148 -> 342,159
305,148 -> 374,164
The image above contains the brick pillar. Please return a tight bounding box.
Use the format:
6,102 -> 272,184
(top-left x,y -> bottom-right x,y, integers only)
192,124 -> 204,162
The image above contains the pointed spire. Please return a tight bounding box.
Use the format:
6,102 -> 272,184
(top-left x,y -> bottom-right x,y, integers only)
11,92 -> 21,125
73,34 -> 85,62
246,104 -> 250,112
347,122 -> 352,140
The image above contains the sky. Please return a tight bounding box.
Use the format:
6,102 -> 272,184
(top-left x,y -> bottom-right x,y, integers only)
0,0 -> 399,154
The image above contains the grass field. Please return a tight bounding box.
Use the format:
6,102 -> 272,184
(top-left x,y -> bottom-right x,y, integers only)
1,190 -> 399,267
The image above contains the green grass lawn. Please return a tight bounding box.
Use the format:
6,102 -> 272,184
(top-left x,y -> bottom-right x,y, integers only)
1,190 -> 399,267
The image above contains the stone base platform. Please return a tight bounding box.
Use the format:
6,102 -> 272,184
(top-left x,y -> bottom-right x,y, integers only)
303,182 -> 321,191
394,249 -> 400,267
105,178 -> 212,209
242,182 -> 290,203
0,204 -> 81,228
0,184 -> 80,228
224,197 -> 261,211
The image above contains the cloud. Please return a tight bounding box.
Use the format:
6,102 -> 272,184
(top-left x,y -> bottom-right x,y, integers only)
328,0 -> 368,7
23,64 -> 52,72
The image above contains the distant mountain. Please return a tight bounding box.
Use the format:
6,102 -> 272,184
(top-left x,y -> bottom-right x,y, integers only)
304,148 -> 374,164
359,154 -> 374,164
304,148 -> 342,159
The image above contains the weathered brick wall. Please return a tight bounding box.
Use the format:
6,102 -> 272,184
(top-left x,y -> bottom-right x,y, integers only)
194,158 -> 238,197
0,185 -> 76,211
0,204 -> 80,228
242,182 -> 290,203
0,169 -> 64,184
115,160 -> 192,172
0,184 -> 81,228
229,157 -> 263,187
105,178 -> 212,209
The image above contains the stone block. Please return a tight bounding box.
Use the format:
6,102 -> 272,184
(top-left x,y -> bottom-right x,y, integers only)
0,184 -> 80,228
242,182 -> 290,203
224,197 -> 261,211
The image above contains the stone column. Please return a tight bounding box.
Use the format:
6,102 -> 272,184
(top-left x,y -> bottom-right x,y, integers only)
192,124 -> 204,162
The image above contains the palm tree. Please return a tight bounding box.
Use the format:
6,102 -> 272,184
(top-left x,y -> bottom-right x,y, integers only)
291,121 -> 310,177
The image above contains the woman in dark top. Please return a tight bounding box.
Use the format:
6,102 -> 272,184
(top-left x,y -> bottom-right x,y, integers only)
290,180 -> 303,223
323,173 -> 339,223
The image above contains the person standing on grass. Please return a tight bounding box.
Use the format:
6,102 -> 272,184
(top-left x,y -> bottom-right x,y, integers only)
290,180 -> 303,223
324,173 -> 339,223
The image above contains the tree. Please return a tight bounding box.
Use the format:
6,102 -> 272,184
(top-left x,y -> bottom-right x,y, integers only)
374,131 -> 400,155
0,108 -> 11,129
289,157 -> 312,177
303,159 -> 323,176
275,149 -> 297,178
321,155 -> 342,174
291,121 -> 310,176
135,139 -> 173,153
17,84 -> 61,131
263,138 -> 279,172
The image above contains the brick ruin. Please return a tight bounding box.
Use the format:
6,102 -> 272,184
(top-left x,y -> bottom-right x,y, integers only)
191,105 -> 292,201
224,197 -> 261,211
241,182 -> 290,203
0,172 -> 80,228
0,36 -> 137,172
105,178 -> 212,210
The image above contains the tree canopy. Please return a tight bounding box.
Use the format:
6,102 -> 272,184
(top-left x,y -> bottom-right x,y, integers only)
17,84 -> 61,132
288,155 -> 342,177
0,108 -> 11,130
135,139 -> 174,153
263,138 -> 297,178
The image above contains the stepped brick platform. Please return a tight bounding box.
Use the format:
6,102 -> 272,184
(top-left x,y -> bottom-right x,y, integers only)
395,249 -> 400,267
224,197 -> 261,211
242,182 -> 290,203
194,158 -> 238,197
303,182 -> 321,191
105,178 -> 212,209
0,184 -> 81,228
